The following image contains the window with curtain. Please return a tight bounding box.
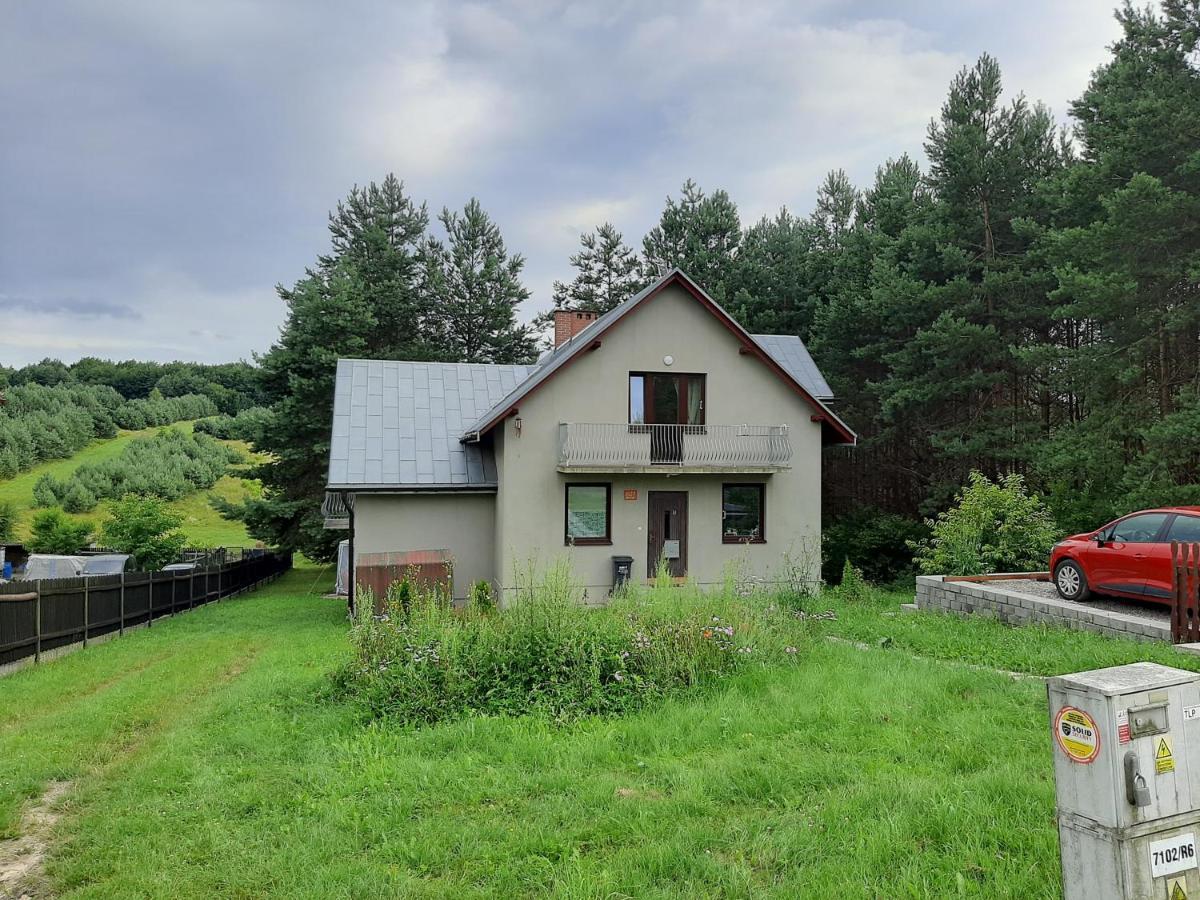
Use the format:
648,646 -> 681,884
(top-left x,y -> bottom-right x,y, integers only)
628,373 -> 705,425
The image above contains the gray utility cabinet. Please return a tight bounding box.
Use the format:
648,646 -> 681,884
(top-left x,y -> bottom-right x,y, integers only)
1050,662 -> 1200,900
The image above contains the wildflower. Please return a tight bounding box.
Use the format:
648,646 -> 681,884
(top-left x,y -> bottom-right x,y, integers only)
785,646 -> 798,655
737,646 -> 754,654
703,629 -> 713,638
613,672 -> 625,682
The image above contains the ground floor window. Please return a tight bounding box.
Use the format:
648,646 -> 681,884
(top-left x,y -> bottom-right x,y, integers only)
722,483 -> 765,543
565,483 -> 611,545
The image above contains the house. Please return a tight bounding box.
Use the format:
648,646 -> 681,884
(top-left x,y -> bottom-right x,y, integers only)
324,269 -> 855,604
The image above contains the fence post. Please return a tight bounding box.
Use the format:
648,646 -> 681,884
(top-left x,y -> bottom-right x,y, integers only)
119,572 -> 125,636
83,577 -> 89,648
34,584 -> 41,664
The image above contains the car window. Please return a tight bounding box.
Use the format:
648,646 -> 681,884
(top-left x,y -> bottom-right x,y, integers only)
1109,513 -> 1169,543
1167,515 -> 1200,543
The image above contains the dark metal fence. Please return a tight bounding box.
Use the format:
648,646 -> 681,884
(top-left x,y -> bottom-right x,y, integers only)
0,550 -> 292,671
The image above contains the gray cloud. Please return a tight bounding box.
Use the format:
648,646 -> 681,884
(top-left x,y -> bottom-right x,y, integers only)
0,294 -> 140,320
0,1 -> 1123,367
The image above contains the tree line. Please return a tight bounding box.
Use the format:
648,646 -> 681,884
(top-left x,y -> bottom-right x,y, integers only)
15,2 -> 1189,570
0,383 -> 218,480
0,358 -> 265,415
242,2 -> 1200,562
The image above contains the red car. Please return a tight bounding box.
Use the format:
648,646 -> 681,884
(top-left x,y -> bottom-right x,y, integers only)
1051,507 -> 1200,603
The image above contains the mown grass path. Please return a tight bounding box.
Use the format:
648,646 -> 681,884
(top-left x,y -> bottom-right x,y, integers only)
2,573 -> 1195,898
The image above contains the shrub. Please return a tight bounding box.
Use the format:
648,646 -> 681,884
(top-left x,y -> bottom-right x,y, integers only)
0,500 -> 16,543
910,471 -> 1061,576
46,429 -> 238,512
32,473 -> 61,508
194,406 -> 270,445
100,495 -> 187,570
27,508 -> 93,554
60,480 -> 98,514
333,563 -> 808,726
837,559 -> 869,602
822,507 -> 927,586
469,579 -> 495,613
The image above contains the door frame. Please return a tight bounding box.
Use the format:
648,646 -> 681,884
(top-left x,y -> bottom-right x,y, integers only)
647,490 -> 688,578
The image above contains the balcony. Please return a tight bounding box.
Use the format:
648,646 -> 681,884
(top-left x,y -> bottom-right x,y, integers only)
557,423 -> 792,473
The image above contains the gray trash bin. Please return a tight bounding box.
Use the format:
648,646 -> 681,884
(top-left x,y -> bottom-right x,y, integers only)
612,555 -> 634,589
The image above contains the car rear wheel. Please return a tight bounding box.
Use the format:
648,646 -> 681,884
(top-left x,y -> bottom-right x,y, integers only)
1055,560 -> 1091,602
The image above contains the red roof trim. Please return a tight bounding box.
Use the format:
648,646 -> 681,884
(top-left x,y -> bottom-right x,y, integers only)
472,270 -> 856,445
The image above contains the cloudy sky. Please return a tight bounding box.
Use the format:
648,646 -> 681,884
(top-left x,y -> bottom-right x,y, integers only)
1,1 -> 1123,367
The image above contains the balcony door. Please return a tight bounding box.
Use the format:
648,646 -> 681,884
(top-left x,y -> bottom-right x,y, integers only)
630,373 -> 705,464
648,491 -> 688,578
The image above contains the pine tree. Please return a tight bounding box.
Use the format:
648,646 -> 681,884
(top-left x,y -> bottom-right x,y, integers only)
642,179 -> 741,300
425,199 -> 538,364
551,223 -> 645,314
245,176 -> 435,559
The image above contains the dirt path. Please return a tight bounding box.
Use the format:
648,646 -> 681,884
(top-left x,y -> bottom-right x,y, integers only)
0,643 -> 262,899
0,781 -> 72,899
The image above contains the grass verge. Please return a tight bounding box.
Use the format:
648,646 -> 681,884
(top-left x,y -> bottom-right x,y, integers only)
0,569 -> 1154,897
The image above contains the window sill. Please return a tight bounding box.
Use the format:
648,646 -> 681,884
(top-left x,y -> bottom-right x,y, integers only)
722,537 -> 766,545
566,539 -> 613,547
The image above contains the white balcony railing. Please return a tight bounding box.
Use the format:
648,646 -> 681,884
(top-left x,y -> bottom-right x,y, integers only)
558,423 -> 792,471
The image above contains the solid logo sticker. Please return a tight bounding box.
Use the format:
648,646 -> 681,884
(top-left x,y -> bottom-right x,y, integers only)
1054,706 -> 1100,763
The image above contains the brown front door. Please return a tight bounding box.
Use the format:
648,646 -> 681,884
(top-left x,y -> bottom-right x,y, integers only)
647,491 -> 688,578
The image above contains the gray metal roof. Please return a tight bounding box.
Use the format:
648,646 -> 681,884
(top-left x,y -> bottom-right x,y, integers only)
750,333 -> 833,400
327,272 -> 853,491
327,359 -> 538,489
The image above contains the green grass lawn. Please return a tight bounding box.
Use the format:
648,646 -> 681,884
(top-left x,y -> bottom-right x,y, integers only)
0,422 -> 262,547
2,570 -> 1195,898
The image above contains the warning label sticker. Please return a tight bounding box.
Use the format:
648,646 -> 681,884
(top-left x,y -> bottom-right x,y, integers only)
1168,876 -> 1187,900
1118,708 -> 1131,744
1054,706 -> 1100,763
1157,735 -> 1177,775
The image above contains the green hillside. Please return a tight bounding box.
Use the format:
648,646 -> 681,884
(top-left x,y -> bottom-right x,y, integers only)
0,422 -> 262,548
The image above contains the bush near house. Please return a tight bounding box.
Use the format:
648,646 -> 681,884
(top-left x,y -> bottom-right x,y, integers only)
26,508 -> 94,554
910,471 -> 1061,576
100,495 -> 188,570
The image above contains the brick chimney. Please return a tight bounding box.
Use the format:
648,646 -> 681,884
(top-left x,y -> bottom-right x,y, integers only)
553,309 -> 600,348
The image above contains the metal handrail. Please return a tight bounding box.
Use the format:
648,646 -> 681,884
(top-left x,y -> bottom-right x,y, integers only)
558,422 -> 792,468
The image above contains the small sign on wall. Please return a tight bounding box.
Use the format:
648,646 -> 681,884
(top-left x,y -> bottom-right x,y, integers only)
624,489 -> 638,501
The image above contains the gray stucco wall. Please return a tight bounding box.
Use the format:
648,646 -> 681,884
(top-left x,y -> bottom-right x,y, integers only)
493,282 -> 825,599
353,492 -> 495,599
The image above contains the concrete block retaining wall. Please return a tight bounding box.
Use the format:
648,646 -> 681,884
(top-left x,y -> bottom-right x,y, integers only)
914,575 -> 1171,643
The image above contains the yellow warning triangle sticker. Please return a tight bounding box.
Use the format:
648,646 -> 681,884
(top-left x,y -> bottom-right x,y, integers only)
1170,879 -> 1186,900
1159,738 -> 1173,760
